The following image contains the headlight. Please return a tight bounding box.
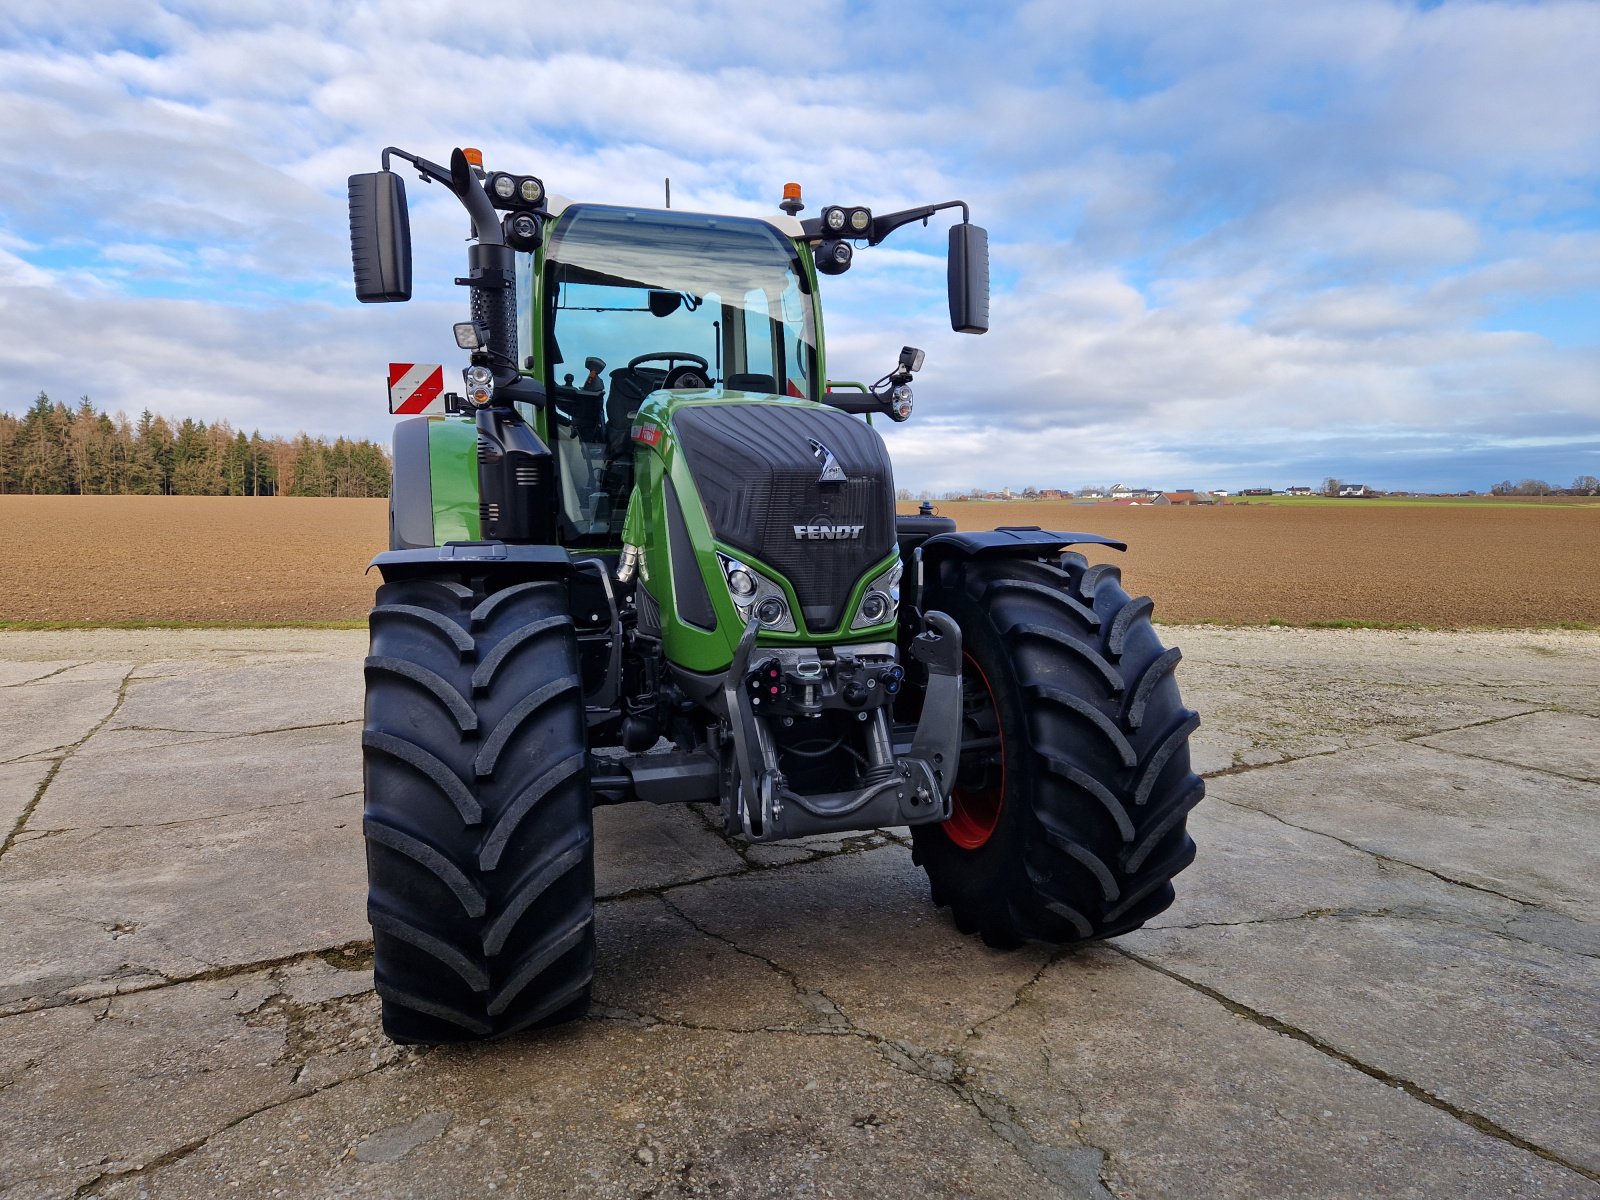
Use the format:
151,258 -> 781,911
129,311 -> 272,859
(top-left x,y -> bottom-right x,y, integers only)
717,554 -> 796,633
463,364 -> 495,406
491,173 -> 516,200
889,383 -> 913,422
851,560 -> 903,630
519,177 -> 543,204
824,206 -> 847,232
848,206 -> 872,233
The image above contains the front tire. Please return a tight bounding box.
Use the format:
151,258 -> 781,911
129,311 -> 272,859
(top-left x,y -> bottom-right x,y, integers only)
911,553 -> 1203,946
362,575 -> 595,1043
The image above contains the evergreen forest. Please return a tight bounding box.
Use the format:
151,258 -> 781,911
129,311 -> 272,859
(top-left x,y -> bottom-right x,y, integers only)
0,393 -> 390,497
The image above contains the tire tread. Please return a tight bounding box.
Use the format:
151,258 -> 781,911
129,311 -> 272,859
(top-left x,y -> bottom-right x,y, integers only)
912,555 -> 1202,947
363,575 -> 594,1044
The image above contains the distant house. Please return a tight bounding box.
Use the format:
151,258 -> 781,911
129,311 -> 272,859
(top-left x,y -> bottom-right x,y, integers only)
1107,498 -> 1141,506
1208,489 -> 1229,497
1238,487 -> 1273,496
1287,486 -> 1312,495
1162,491 -> 1206,506
1109,483 -> 1134,498
1338,483 -> 1371,498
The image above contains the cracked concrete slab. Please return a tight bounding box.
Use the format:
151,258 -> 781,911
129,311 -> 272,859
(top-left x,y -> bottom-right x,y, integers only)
109,660 -> 365,736
0,957 -> 399,1200
1172,626 -> 1598,769
1124,915 -> 1600,1173
593,893 -> 818,1031
1146,798 -> 1526,931
0,659 -> 82,687
0,804 -> 366,1011
668,846 -> 1060,1051
1,626 -> 1597,1200
33,722 -> 360,828
969,947 -> 1596,1199
0,760 -> 51,836
1418,710 -> 1600,782
91,1023 -> 1078,1200
1215,741 -> 1600,920
593,804 -> 745,898
0,672 -> 129,763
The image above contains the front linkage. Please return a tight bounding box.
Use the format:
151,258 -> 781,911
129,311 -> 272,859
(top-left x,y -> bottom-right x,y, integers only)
719,610 -> 963,841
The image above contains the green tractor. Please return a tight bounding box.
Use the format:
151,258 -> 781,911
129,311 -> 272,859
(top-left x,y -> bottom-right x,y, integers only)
346,146 -> 1203,1043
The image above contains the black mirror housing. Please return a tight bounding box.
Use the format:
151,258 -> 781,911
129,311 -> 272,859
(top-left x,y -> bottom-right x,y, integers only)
348,171 -> 412,303
948,223 -> 989,334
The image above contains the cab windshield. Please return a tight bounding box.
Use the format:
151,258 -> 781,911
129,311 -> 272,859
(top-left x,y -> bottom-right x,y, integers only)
538,204 -> 817,544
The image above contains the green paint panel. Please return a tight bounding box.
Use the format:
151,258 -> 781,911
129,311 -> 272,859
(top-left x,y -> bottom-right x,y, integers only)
427,417 -> 481,543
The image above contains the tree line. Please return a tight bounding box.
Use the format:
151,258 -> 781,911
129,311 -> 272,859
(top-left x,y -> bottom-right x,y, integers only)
0,393 -> 390,497
1489,477 -> 1599,497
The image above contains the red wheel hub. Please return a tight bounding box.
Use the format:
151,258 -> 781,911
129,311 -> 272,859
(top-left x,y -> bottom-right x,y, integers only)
945,652 -> 1004,850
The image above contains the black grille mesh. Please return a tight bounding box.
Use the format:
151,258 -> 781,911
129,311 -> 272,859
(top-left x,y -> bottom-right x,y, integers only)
672,404 -> 895,633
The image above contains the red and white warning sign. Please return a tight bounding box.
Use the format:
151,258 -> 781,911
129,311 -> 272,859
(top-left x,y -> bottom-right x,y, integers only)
387,363 -> 445,415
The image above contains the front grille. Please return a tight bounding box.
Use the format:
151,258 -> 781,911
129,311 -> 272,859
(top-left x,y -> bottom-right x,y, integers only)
672,404 -> 895,632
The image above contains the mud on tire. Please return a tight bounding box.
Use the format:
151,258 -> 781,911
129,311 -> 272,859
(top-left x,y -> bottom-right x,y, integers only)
910,554 -> 1203,946
362,576 -> 594,1043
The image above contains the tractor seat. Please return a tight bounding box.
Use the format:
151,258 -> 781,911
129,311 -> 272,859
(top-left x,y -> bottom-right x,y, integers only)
724,372 -> 777,394
605,366 -> 665,455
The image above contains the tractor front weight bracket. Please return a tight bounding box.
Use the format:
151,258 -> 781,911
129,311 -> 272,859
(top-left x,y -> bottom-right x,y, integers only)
721,612 -> 963,842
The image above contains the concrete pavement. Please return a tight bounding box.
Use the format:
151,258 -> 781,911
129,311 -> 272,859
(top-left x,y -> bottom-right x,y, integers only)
0,626 -> 1596,1199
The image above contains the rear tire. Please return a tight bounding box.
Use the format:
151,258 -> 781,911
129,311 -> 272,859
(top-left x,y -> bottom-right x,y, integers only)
911,554 -> 1203,946
362,575 -> 595,1043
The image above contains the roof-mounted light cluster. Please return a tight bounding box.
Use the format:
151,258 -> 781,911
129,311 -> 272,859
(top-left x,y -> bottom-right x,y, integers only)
809,204 -> 875,276
486,171 -> 545,212
822,205 -> 873,237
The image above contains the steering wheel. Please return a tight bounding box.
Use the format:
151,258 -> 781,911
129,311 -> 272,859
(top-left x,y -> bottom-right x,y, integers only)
628,351 -> 712,390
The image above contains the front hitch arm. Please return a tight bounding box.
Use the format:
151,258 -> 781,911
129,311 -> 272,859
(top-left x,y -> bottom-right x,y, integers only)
907,610 -> 963,800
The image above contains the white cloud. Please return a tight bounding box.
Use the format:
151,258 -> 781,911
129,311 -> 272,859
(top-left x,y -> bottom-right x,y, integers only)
0,0 -> 1595,491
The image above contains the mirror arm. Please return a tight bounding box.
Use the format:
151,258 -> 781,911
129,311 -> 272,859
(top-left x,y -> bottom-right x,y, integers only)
798,201 -> 974,245
868,200 -> 970,246
381,147 -> 453,189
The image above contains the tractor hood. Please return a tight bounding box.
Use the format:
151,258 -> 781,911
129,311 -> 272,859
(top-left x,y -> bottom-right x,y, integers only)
670,403 -> 896,634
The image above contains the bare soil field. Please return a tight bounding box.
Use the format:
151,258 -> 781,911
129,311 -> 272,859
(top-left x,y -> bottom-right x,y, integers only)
0,496 -> 387,625
0,494 -> 1595,626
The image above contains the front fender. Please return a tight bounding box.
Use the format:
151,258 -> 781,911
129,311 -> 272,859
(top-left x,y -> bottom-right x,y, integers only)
918,526 -> 1128,561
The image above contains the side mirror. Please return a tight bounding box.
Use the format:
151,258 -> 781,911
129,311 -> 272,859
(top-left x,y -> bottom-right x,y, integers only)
348,171 -> 412,303
947,222 -> 989,334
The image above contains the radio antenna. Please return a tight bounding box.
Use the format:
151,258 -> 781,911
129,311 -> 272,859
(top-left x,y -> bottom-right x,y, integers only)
664,178 -> 671,209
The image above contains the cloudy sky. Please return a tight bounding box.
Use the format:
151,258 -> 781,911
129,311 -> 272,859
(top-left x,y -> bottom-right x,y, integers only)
1,0 -> 1596,492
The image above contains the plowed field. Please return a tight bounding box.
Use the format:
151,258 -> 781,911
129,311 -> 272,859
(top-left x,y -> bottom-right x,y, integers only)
0,495 -> 1595,627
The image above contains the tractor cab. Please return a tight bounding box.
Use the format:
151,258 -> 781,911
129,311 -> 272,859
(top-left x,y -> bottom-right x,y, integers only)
530,203 -> 820,545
